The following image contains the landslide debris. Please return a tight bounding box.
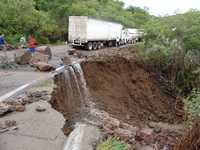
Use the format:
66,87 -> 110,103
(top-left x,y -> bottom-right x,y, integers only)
81,56 -> 184,125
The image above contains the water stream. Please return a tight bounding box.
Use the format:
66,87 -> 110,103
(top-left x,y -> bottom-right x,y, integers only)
61,63 -> 100,150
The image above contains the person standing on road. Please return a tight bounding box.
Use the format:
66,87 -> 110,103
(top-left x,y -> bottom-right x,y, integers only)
28,34 -> 37,54
0,34 -> 6,51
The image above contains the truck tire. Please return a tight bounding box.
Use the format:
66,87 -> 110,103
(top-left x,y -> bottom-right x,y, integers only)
108,41 -> 113,47
113,41 -> 118,47
97,42 -> 101,49
87,42 -> 93,51
93,42 -> 98,50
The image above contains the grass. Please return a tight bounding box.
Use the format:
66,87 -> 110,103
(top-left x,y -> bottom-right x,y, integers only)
96,137 -> 127,150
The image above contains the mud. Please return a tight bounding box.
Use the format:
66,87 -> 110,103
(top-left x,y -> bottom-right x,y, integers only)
81,56 -> 183,125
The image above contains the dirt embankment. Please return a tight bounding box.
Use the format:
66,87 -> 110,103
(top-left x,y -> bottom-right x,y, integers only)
81,56 -> 184,125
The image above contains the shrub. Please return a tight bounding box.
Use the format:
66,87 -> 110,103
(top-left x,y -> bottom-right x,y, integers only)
184,90 -> 200,117
97,137 -> 127,150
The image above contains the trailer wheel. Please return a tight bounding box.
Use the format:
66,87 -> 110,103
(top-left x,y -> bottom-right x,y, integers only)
87,42 -> 93,51
93,42 -> 98,50
108,41 -> 113,47
97,42 -> 101,49
113,41 -> 118,47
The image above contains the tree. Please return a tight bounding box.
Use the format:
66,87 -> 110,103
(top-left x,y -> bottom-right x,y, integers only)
0,0 -> 56,45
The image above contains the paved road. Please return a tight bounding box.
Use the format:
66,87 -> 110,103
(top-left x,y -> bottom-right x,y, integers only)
0,101 -> 66,150
0,45 -> 69,97
0,70 -> 47,97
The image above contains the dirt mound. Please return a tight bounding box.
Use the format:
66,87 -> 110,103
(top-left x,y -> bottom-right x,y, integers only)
81,56 -> 183,125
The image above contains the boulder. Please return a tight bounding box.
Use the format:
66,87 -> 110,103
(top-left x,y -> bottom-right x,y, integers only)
37,46 -> 52,59
62,56 -> 72,65
35,104 -> 46,112
0,120 -> 18,133
33,62 -> 55,72
135,128 -> 154,144
15,104 -> 26,112
0,103 -> 15,116
114,128 -> 134,141
29,52 -> 49,64
14,51 -> 32,65
68,49 -> 76,55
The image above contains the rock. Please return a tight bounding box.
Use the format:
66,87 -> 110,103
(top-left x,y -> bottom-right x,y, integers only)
121,123 -> 139,134
30,52 -> 49,64
14,51 -> 32,65
68,49 -> 75,55
33,62 -> 55,72
36,105 -> 46,112
104,117 -> 120,128
5,120 -> 17,127
140,128 -> 154,136
161,146 -> 170,150
114,128 -> 134,141
140,145 -> 154,150
0,120 -> 18,133
135,128 -> 154,143
62,56 -> 72,65
154,127 -> 162,133
15,105 -> 25,112
37,46 -> 52,59
0,103 -> 15,116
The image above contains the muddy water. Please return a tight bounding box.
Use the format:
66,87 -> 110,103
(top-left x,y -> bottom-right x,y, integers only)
51,62 -> 90,134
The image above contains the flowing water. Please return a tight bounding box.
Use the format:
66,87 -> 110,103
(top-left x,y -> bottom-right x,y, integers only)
59,63 -> 100,150
51,62 -> 90,123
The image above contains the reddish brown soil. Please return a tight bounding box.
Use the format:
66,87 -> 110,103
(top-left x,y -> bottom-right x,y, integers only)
175,120 -> 200,150
82,56 -> 183,125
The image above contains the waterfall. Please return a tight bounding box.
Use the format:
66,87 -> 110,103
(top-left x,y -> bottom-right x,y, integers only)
52,62 -> 90,121
71,63 -> 90,101
52,62 -> 101,150
63,123 -> 101,150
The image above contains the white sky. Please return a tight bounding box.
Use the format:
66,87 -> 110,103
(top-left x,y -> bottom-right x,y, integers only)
120,0 -> 200,16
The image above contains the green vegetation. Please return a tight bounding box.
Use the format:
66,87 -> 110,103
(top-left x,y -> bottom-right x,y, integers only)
136,10 -> 200,119
0,0 -> 150,45
97,137 -> 127,150
0,0 -> 56,45
185,90 -> 200,117
140,10 -> 200,96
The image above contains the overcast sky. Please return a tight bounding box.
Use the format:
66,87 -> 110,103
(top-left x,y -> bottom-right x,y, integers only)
120,0 -> 200,16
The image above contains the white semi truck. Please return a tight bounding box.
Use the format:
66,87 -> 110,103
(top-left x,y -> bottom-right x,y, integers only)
123,28 -> 144,44
68,16 -> 126,50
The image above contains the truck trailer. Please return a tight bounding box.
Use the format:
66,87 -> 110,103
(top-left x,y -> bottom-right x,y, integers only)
68,16 -> 125,50
123,28 -> 144,44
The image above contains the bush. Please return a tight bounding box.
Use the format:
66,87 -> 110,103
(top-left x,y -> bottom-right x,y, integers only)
140,10 -> 200,95
97,137 -> 127,150
184,90 -> 200,117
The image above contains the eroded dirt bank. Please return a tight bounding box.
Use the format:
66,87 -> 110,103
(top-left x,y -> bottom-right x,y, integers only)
82,56 -> 183,125
50,54 -> 186,149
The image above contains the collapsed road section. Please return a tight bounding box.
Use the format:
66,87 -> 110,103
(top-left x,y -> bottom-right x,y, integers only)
51,56 -> 185,149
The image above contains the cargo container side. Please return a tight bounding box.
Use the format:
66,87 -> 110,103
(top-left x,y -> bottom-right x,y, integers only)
86,18 -> 110,41
68,16 -> 87,43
